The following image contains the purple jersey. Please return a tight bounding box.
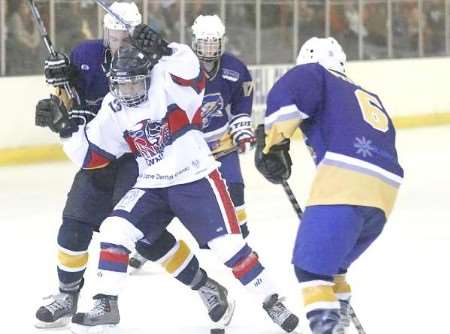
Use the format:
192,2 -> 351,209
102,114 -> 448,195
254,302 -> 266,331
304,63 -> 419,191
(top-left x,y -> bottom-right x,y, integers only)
70,40 -> 109,113
201,52 -> 254,155
265,63 -> 403,216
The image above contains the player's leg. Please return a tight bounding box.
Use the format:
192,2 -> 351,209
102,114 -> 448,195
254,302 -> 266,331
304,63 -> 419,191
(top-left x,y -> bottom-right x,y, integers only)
333,206 -> 386,330
171,169 -> 299,333
35,166 -> 117,328
292,205 -> 371,334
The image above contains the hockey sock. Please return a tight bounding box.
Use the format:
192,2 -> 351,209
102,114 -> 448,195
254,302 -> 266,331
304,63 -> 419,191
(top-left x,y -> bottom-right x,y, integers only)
333,273 -> 352,301
97,242 -> 130,296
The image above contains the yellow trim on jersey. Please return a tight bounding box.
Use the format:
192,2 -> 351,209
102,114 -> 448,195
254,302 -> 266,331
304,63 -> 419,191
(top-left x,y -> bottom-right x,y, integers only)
211,133 -> 235,156
303,285 -> 338,306
307,164 -> 399,217
263,119 -> 301,154
162,240 -> 191,274
58,250 -> 89,269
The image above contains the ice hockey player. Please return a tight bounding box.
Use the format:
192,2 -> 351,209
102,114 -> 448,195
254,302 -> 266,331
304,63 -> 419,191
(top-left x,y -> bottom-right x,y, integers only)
46,43 -> 299,333
34,1 -> 235,329
129,14 -> 255,267
255,37 -> 404,334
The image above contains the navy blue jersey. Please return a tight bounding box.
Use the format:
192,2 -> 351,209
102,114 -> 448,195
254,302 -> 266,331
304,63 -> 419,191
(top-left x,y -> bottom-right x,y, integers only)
201,52 -> 254,154
69,40 -> 109,114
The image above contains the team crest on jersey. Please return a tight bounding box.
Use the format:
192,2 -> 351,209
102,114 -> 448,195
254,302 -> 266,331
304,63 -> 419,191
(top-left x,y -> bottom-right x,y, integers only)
126,119 -> 171,166
201,93 -> 224,128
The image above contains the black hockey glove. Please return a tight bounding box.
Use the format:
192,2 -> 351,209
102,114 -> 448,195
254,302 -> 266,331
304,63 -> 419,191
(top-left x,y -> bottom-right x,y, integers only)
35,95 -> 78,138
131,24 -> 172,64
254,125 -> 292,184
44,52 -> 72,87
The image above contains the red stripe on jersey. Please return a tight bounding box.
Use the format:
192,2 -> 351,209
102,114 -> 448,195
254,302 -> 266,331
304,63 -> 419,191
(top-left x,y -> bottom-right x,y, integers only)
192,107 -> 203,128
124,134 -> 137,153
167,105 -> 190,134
84,150 -> 111,169
232,252 -> 259,279
209,169 -> 240,234
170,70 -> 206,94
100,249 -> 129,264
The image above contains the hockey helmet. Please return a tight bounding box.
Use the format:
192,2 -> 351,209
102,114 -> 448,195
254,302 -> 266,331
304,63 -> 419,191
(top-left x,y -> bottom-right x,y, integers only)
191,15 -> 225,62
296,37 -> 347,73
109,46 -> 152,108
103,2 -> 142,54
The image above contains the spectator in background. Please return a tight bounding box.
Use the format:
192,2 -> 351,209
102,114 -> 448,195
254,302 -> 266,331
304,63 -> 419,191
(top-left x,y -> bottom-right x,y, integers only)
6,0 -> 41,75
424,0 -> 446,56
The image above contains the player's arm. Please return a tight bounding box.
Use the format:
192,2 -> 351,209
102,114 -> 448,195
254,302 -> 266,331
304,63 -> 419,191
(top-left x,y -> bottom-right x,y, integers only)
62,96 -> 129,169
228,64 -> 255,153
255,64 -> 323,183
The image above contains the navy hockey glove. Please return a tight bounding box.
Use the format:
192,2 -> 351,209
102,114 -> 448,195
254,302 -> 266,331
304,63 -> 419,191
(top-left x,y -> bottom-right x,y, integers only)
131,24 -> 172,65
254,125 -> 292,184
35,95 -> 78,138
44,52 -> 72,87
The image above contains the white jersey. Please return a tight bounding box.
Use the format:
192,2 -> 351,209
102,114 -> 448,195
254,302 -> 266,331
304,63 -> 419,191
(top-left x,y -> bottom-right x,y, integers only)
63,43 -> 219,188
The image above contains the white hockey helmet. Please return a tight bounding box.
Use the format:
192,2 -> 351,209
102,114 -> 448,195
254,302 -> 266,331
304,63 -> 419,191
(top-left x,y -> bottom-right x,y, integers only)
191,15 -> 226,62
103,2 -> 142,53
296,37 -> 347,73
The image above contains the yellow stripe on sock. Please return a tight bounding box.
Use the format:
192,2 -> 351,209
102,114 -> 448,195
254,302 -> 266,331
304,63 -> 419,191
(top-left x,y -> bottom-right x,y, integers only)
58,250 -> 89,269
236,208 -> 247,224
303,285 -> 338,307
162,240 -> 191,274
333,275 -> 352,295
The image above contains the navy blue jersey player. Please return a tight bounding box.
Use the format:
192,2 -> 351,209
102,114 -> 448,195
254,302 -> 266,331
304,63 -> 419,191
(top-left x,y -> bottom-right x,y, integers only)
34,2 -> 236,329
193,14 -> 255,237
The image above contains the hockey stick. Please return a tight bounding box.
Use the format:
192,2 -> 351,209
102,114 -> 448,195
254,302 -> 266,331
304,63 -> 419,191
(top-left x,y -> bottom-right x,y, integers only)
280,181 -> 367,334
27,0 -> 77,102
94,0 -> 135,34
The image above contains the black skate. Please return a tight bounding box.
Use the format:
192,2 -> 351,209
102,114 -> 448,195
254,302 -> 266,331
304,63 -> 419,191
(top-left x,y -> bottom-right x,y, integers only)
128,252 -> 148,270
71,294 -> 119,334
339,299 -> 351,329
35,291 -> 79,328
263,294 -> 299,333
308,309 -> 345,334
198,277 -> 235,326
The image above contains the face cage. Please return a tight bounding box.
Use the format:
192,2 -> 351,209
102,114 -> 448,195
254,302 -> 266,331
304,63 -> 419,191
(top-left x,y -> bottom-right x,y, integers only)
103,28 -> 132,54
193,37 -> 222,62
110,75 -> 151,108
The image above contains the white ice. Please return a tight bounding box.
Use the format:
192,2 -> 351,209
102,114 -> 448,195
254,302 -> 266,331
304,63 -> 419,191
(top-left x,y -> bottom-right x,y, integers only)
1,125 -> 449,334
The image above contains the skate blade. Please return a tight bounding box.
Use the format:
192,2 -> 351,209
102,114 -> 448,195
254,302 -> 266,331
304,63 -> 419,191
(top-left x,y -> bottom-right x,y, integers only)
70,323 -> 120,334
216,298 -> 236,328
35,315 -> 71,328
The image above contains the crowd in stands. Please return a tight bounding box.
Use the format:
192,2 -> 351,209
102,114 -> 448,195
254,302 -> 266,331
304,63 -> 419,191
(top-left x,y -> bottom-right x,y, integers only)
1,0 -> 448,76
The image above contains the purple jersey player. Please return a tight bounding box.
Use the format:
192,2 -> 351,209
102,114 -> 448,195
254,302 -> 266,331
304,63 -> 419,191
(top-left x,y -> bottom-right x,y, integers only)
255,37 -> 404,334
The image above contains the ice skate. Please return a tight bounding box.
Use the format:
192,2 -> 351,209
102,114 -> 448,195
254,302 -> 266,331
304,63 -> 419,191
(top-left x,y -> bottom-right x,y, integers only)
198,277 -> 235,327
308,309 -> 345,334
263,294 -> 299,333
338,299 -> 351,330
128,252 -> 148,270
35,291 -> 79,328
70,294 -> 119,334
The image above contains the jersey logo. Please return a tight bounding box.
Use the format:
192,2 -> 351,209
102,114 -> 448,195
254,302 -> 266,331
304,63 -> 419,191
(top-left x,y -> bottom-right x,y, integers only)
126,119 -> 171,166
81,64 -> 90,71
201,93 -> 224,128
354,136 -> 376,158
222,68 -> 240,82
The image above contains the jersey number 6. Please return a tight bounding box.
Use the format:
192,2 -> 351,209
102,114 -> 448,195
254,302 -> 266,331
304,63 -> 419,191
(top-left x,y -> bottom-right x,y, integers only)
354,89 -> 389,133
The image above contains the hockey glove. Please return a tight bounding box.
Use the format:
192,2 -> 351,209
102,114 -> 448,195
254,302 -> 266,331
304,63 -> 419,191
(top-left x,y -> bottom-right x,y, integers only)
229,115 -> 256,153
254,125 -> 292,184
131,24 -> 172,65
44,52 -> 72,87
35,95 -> 78,138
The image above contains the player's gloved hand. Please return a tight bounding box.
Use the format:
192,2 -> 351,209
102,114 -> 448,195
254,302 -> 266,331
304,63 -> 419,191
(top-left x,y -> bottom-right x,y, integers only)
229,115 -> 256,153
35,95 -> 78,138
68,109 -> 96,127
131,24 -> 172,64
44,52 -> 71,87
254,125 -> 292,184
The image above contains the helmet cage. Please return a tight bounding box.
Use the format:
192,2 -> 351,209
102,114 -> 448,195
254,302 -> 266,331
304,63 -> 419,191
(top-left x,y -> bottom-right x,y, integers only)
110,74 -> 151,108
192,36 -> 223,62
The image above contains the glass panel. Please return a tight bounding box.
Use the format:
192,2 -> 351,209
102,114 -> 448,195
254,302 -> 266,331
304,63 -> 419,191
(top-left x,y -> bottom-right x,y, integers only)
423,0 -> 446,56
329,0 -> 359,60
297,0 -> 325,54
183,0 -> 221,46
145,0 -> 179,41
392,0 -> 419,58
363,0 -> 389,59
1,0 -> 4,75
5,0 -> 47,75
261,0 -> 294,64
226,0 -> 256,65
